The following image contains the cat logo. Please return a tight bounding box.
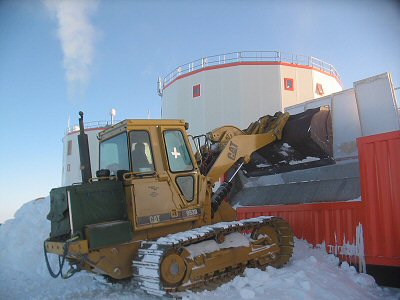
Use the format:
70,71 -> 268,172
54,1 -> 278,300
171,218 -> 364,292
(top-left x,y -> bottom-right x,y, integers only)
227,141 -> 238,160
149,215 -> 160,224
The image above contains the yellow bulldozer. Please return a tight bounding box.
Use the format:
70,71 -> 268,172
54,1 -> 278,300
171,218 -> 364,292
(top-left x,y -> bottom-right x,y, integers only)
44,111 -> 294,296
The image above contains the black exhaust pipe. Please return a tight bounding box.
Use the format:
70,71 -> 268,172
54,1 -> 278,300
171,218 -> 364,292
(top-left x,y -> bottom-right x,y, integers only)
78,111 -> 92,183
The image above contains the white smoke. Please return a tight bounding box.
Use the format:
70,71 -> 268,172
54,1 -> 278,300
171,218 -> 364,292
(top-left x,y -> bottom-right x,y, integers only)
44,0 -> 98,94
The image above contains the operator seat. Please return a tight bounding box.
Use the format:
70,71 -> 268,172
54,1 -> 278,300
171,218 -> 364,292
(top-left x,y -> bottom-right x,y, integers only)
132,142 -> 151,172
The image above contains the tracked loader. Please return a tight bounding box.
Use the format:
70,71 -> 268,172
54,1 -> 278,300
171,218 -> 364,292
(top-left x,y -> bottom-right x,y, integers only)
44,111 -> 295,296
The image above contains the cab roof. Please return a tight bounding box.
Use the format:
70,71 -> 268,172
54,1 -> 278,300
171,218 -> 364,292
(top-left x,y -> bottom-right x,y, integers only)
98,119 -> 188,140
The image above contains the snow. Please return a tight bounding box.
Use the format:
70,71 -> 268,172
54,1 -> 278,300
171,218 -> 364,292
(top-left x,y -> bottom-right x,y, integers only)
255,163 -> 271,168
288,156 -> 320,165
186,232 -> 250,258
1,197 -> 399,300
346,196 -> 362,202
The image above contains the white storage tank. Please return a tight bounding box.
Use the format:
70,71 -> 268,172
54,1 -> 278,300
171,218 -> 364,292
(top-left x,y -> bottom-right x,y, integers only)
61,110 -> 118,186
159,51 -> 342,135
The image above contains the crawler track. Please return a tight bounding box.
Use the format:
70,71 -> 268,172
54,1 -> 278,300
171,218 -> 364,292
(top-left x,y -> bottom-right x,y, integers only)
132,216 -> 294,296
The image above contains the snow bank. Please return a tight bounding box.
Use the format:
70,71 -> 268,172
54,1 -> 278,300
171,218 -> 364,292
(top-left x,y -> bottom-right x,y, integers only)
0,197 -> 146,300
184,240 -> 395,300
0,197 -> 398,300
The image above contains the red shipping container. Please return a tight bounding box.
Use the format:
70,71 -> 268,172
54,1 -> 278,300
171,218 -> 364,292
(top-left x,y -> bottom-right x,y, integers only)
357,130 -> 400,267
237,130 -> 400,272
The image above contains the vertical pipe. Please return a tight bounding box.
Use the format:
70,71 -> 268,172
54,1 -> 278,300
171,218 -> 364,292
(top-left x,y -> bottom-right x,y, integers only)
77,111 -> 92,183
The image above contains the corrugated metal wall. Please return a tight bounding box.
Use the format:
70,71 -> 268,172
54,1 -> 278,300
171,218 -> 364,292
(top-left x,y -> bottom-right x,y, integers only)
237,130 -> 400,267
237,202 -> 364,265
357,130 -> 400,266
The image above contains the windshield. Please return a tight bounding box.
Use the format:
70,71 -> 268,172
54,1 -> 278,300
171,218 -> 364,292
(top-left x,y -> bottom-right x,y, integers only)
99,133 -> 129,174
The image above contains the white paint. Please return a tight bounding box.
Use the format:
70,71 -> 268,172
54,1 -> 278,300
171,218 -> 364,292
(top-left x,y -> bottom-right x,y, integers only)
171,147 -> 181,159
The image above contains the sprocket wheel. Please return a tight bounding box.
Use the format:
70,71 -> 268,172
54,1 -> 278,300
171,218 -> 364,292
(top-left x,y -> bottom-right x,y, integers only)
160,251 -> 187,287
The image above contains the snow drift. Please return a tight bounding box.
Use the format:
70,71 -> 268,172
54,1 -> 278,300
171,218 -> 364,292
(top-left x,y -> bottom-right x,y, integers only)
0,197 -> 398,299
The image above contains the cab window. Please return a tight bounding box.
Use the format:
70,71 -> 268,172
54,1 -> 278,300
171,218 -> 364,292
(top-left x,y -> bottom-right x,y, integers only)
176,176 -> 194,201
99,133 -> 129,174
164,130 -> 193,172
130,131 -> 155,173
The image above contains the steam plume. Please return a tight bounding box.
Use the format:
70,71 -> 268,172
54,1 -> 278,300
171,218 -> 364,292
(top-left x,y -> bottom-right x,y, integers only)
44,0 -> 98,95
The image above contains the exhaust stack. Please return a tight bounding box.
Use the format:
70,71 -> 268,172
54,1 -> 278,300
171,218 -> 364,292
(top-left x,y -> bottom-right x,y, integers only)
78,111 -> 92,183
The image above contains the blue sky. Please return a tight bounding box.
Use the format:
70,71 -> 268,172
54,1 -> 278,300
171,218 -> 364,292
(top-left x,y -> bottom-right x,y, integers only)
0,0 -> 399,222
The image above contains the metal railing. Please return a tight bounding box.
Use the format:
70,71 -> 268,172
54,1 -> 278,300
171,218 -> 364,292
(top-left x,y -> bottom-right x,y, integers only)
65,120 -> 118,134
160,51 -> 342,90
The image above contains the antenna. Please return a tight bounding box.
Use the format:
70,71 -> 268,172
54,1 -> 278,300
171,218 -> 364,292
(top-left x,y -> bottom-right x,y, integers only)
110,108 -> 116,125
147,109 -> 151,119
157,77 -> 163,96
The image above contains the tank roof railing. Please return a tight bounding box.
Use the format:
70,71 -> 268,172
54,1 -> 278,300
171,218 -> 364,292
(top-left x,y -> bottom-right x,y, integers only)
161,51 -> 342,89
65,120 -> 118,135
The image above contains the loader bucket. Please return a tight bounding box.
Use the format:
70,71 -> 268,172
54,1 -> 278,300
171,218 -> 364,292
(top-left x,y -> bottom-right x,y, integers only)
244,107 -> 334,176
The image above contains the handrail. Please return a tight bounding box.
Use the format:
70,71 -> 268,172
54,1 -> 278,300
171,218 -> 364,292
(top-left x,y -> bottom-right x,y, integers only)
65,120 -> 119,135
160,51 -> 342,91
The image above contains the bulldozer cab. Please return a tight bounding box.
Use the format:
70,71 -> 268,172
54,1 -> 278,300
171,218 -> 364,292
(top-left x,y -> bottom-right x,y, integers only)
98,120 -> 208,234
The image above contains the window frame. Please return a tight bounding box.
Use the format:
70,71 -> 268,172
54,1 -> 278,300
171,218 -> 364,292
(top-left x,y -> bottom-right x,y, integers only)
193,84 -> 201,98
163,129 -> 194,173
175,175 -> 195,202
316,83 -> 324,96
98,132 -> 130,172
284,78 -> 294,91
67,140 -> 72,156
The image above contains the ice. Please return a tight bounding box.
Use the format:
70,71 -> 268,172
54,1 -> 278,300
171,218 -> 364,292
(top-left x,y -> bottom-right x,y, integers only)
0,197 -> 399,300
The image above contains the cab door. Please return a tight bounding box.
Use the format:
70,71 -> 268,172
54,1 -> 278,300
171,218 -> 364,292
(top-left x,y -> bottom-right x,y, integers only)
128,128 -> 177,228
128,126 -> 200,230
160,126 -> 199,210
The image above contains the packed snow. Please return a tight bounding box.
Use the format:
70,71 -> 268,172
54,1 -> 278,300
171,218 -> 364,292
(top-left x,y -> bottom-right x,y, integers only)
0,197 -> 399,300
